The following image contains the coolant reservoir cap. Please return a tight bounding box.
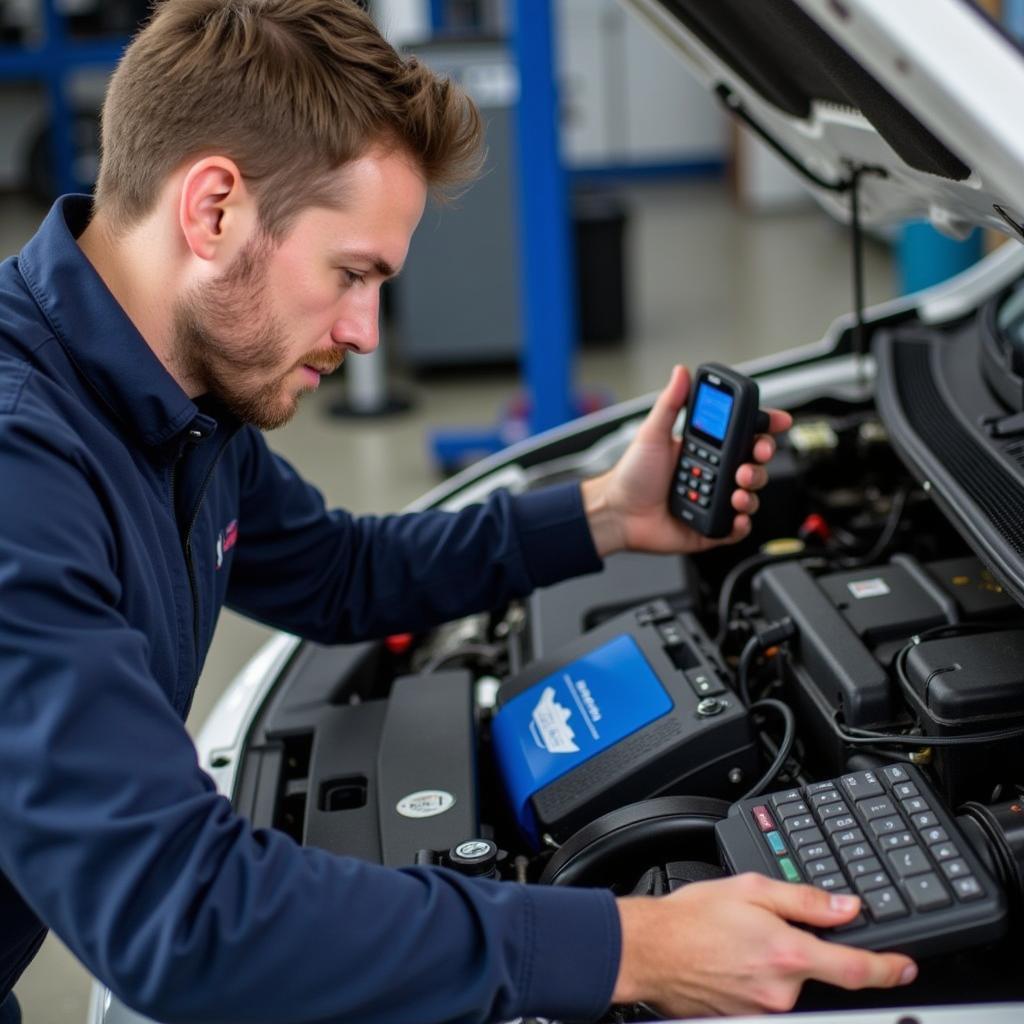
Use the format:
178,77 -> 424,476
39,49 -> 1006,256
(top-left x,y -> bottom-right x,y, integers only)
448,839 -> 499,875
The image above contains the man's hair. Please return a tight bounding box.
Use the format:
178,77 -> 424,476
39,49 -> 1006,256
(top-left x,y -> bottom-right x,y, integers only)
94,0 -> 484,237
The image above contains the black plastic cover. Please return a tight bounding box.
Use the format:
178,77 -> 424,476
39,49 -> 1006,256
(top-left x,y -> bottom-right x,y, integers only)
903,630 -> 1024,727
304,701 -> 389,863
376,671 -> 479,867
817,561 -> 947,646
925,555 -> 1022,622
754,560 -> 894,726
299,671 -> 478,867
527,550 -> 696,659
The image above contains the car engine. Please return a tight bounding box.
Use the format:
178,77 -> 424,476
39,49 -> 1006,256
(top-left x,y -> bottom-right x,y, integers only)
232,380 -> 1024,1017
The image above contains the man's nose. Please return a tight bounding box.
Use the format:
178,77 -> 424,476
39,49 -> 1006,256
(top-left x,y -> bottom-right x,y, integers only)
332,293 -> 380,355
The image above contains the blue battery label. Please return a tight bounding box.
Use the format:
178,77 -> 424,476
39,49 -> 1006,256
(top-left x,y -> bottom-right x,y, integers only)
492,634 -> 674,842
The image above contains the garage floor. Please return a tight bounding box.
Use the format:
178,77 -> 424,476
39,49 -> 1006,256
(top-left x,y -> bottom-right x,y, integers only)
2,179 -> 896,1023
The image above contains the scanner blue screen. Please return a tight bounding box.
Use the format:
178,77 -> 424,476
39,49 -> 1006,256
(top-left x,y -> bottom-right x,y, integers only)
691,382 -> 734,441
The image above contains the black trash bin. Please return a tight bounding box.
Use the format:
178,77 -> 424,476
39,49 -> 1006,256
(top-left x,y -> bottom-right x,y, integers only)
574,192 -> 629,345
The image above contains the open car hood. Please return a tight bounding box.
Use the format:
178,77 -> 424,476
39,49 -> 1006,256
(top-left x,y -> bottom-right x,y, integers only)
625,0 -> 1024,242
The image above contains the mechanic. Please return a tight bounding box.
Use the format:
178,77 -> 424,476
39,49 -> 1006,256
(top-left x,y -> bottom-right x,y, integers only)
0,2 -> 919,1023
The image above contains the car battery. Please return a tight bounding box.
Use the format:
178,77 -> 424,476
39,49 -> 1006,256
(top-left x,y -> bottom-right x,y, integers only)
491,601 -> 757,845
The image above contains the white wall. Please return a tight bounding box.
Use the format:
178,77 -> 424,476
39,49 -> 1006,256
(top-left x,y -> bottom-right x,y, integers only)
371,0 -> 430,46
736,130 -> 812,212
558,0 -> 726,168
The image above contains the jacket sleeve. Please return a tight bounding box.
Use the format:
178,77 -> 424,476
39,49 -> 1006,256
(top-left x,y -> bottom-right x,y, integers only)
0,404 -> 620,1024
225,427 -> 603,643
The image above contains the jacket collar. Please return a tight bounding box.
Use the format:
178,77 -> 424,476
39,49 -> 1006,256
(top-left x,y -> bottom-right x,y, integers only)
16,195 -> 213,448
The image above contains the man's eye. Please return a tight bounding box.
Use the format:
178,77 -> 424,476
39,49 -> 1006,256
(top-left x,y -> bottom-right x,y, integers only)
342,269 -> 366,287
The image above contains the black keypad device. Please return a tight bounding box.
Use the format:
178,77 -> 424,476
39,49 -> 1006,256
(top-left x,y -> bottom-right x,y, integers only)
668,363 -> 766,538
715,765 -> 1007,958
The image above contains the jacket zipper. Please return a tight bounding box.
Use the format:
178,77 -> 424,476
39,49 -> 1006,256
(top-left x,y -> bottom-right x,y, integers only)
172,436 -> 233,662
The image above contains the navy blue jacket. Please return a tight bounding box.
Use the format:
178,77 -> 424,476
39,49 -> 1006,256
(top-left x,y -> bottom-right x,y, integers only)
0,198 -> 620,1023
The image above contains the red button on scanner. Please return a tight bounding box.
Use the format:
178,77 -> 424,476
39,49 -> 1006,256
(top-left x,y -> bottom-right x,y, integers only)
691,466 -> 703,478
688,490 -> 699,502
753,805 -> 775,832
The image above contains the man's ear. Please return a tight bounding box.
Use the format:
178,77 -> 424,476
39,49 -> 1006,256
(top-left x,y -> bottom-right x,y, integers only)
178,157 -> 256,263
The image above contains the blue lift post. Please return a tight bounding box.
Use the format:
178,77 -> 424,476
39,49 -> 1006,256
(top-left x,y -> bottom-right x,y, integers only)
430,0 -> 581,471
428,0 -> 448,34
514,0 -> 577,435
0,1 -> 127,197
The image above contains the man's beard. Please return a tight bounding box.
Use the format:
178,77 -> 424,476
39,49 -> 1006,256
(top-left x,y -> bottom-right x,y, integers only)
171,235 -> 341,430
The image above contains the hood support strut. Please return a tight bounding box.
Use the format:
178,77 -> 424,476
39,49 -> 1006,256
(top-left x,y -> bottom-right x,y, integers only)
716,84 -> 886,360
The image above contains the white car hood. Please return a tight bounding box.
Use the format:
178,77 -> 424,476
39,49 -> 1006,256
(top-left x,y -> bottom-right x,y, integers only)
625,0 -> 1024,242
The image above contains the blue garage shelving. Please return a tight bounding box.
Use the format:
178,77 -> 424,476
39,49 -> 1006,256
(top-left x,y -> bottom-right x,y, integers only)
0,1 -> 127,197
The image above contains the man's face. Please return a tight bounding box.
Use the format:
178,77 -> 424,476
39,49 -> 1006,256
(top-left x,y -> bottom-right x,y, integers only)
172,148 -> 427,429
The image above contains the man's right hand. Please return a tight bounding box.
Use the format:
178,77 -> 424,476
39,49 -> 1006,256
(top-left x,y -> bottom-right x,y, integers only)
612,873 -> 918,1017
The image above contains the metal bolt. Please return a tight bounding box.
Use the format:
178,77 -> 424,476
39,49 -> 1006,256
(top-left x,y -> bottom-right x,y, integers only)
728,767 -> 744,785
697,697 -> 724,717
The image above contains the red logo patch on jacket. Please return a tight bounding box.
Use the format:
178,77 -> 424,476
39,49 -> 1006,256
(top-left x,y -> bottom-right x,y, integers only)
215,519 -> 238,570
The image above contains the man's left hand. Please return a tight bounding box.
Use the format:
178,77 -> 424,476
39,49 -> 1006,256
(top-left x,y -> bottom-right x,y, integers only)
581,365 -> 792,558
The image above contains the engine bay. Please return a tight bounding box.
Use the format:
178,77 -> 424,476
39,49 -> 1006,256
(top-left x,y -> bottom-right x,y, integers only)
232,358 -> 1024,1018
208,3 -> 1024,1013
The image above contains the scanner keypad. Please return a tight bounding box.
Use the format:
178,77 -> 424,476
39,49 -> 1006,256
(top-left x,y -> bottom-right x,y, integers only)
717,764 -> 1008,956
